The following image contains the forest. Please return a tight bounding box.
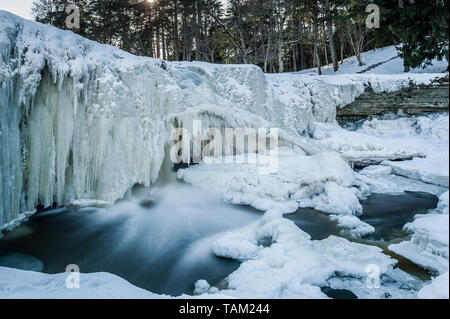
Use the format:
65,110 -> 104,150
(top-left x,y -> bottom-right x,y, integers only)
31,0 -> 448,73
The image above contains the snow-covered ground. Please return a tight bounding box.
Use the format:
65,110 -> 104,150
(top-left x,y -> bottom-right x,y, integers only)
0,11 -> 448,299
298,45 -> 448,75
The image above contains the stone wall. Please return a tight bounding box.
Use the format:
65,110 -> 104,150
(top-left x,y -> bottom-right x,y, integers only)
337,76 -> 449,118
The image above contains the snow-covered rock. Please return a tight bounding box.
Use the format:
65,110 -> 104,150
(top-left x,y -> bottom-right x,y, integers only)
208,209 -> 420,298
177,147 -> 363,217
312,113 -> 449,168
389,191 -> 449,275
0,266 -> 165,299
418,272 -> 449,299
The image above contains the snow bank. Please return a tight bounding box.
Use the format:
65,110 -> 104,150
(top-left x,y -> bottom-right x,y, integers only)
298,45 -> 448,75
389,191 -> 449,275
418,272 -> 449,299
204,209 -> 420,298
0,265 -> 239,299
177,147 -> 363,216
0,266 -> 165,299
312,113 -> 449,167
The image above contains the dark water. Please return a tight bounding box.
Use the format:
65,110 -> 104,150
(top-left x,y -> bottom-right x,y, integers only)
359,192 -> 438,241
0,184 -> 260,296
285,208 -> 340,240
286,192 -> 438,242
0,189 -> 439,298
321,287 -> 358,299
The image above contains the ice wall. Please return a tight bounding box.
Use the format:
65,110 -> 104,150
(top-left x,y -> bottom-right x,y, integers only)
0,11 -> 445,229
0,11 -> 178,228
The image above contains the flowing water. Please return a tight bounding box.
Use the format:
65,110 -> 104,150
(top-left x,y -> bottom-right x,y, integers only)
0,185 -> 439,297
0,183 -> 261,296
286,191 -> 439,283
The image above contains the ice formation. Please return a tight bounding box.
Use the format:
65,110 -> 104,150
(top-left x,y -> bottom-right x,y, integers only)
389,191 -> 449,275
0,11 -> 447,231
0,11 -> 449,299
177,148 -> 361,214
206,209 -> 421,298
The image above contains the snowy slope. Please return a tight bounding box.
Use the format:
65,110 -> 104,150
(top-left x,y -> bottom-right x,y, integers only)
298,45 -> 448,75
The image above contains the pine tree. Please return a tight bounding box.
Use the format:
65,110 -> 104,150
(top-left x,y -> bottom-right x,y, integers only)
389,0 -> 449,70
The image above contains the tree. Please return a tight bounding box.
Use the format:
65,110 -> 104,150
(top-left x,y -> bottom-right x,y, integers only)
32,0 -> 444,73
344,0 -> 374,66
389,0 -> 449,70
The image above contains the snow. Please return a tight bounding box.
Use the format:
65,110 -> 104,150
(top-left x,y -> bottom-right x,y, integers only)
0,265 -> 238,299
0,266 -> 164,299
385,156 -> 449,188
357,172 -> 446,197
0,266 -> 182,299
206,209 -> 420,298
389,191 -> 449,275
298,45 -> 449,75
434,191 -> 450,215
68,199 -> 112,209
0,11 -> 447,232
329,214 -> 375,238
177,147 -> 363,217
0,210 -> 36,237
0,11 -> 448,299
194,280 -> 220,295
312,113 -> 449,168
418,272 -> 449,299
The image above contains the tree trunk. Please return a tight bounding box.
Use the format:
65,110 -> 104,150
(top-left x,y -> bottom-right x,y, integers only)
264,33 -> 271,73
339,24 -> 345,64
323,30 -> 329,66
278,37 -> 283,73
313,15 -> 322,75
299,20 -> 305,69
162,25 -> 167,60
325,0 -> 338,72
195,1 -> 201,61
173,0 -> 179,61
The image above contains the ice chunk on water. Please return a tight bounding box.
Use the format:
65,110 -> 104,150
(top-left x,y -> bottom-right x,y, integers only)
389,191 -> 449,275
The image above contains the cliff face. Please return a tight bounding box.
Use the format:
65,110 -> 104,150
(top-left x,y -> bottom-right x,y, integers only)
337,77 -> 449,118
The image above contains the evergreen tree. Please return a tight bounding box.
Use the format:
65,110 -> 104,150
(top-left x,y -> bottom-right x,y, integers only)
388,0 -> 449,70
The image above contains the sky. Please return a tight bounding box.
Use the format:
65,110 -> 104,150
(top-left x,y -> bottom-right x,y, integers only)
0,0 -> 229,21
0,0 -> 34,19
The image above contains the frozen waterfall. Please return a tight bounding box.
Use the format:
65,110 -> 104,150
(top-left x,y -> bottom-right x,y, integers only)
0,11 -> 444,230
